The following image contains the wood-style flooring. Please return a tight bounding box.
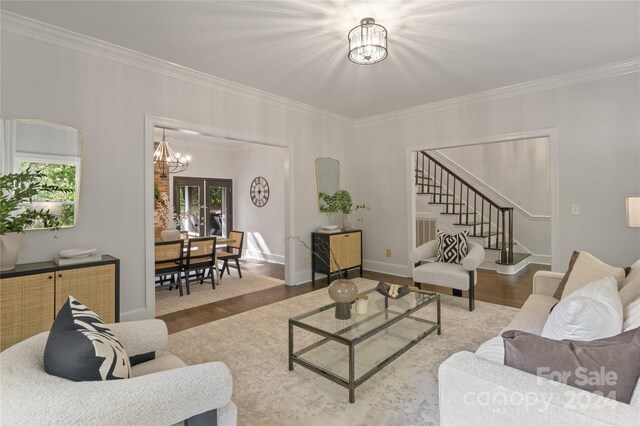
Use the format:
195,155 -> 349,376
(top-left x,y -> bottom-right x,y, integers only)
158,259 -> 549,334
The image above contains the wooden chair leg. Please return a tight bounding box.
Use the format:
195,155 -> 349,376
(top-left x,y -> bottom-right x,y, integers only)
468,271 -> 475,312
185,271 -> 191,295
235,258 -> 242,278
210,266 -> 216,289
177,274 -> 184,297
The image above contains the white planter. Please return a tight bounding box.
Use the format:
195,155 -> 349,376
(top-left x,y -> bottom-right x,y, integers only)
0,232 -> 24,271
161,229 -> 181,241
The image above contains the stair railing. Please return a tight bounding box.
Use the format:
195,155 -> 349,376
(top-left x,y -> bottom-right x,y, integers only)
415,151 -> 514,264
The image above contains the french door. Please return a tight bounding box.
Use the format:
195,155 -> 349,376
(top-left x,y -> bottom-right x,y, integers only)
173,177 -> 233,237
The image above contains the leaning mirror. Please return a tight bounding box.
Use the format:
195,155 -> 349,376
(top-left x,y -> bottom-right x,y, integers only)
1,119 -> 82,229
316,157 -> 340,208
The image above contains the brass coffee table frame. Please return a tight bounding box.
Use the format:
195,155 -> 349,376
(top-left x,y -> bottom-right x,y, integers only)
288,288 -> 441,403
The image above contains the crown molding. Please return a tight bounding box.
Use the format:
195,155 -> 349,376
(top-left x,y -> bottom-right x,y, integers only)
355,58 -> 640,127
2,10 -> 638,128
0,11 -> 354,126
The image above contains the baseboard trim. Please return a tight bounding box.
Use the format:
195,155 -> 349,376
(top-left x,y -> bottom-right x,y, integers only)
362,260 -> 411,278
244,250 -> 285,264
120,307 -> 150,322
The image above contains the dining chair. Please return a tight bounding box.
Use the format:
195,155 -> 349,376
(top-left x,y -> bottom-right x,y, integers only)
155,240 -> 186,296
184,236 -> 217,290
217,230 -> 245,279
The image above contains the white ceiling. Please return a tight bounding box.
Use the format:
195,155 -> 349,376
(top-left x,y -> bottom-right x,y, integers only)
3,1 -> 639,118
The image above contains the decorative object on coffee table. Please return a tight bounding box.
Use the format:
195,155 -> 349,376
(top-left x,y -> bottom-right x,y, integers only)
328,279 -> 358,319
354,294 -> 368,315
375,281 -> 411,299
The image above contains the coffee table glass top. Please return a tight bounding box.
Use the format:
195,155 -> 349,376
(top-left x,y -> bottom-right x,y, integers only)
290,287 -> 438,342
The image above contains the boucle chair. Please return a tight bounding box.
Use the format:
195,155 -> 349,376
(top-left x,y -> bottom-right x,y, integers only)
1,319 -> 236,425
410,240 -> 485,311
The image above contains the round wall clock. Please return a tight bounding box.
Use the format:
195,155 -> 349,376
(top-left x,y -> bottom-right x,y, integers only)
250,176 -> 269,207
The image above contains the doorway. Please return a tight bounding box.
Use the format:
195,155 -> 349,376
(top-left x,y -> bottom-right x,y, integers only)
173,177 -> 233,238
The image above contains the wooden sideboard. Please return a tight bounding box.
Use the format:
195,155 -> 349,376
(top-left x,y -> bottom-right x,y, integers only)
0,255 -> 120,351
312,230 -> 362,284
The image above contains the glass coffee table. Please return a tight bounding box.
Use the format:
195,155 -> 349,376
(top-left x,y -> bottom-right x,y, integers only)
288,286 -> 441,403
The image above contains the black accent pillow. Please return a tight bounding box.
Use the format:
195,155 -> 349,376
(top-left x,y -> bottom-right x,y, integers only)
502,328 -> 640,403
44,296 -> 131,381
435,230 -> 469,264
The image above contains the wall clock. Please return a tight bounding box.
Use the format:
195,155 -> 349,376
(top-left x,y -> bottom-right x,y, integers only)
250,176 -> 269,207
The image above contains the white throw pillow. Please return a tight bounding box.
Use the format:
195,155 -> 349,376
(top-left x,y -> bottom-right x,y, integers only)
542,276 -> 623,341
475,336 -> 504,364
624,298 -> 640,332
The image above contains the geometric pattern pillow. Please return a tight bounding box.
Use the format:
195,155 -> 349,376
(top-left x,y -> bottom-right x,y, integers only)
44,296 -> 131,381
435,230 -> 468,264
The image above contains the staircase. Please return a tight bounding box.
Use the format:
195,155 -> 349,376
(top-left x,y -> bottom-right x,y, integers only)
415,151 -> 530,273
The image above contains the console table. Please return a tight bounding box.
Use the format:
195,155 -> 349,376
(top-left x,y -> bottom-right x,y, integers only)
312,230 -> 362,284
0,255 -> 120,351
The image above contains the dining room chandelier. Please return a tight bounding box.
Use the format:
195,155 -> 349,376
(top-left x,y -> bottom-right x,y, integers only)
153,128 -> 190,178
348,17 -> 388,65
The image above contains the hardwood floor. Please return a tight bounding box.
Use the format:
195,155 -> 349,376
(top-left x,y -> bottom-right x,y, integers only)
158,259 -> 549,334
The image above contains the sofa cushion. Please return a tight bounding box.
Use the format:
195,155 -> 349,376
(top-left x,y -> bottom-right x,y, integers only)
503,328 -> 640,403
624,298 -> 640,332
435,230 -> 468,264
623,258 -> 640,287
620,276 -> 640,309
542,276 -> 623,341
44,296 -> 131,381
131,354 -> 186,377
500,294 -> 558,335
413,261 -> 473,291
555,251 -> 625,299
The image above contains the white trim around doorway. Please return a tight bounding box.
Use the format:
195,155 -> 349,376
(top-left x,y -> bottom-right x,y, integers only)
144,115 -> 295,320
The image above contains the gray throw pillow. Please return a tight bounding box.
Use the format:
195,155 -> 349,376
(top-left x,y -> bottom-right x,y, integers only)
502,328 -> 640,403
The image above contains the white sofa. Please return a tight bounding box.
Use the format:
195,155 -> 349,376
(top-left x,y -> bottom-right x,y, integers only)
438,270 -> 640,425
1,319 -> 237,425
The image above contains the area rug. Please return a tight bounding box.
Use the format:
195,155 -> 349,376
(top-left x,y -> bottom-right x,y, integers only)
165,278 -> 518,425
155,270 -> 284,316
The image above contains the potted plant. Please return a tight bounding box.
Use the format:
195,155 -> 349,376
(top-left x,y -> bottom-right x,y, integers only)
319,189 -> 370,230
0,170 -> 62,271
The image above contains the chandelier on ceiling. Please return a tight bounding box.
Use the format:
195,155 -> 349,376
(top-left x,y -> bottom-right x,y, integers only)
153,128 -> 190,178
348,17 -> 388,65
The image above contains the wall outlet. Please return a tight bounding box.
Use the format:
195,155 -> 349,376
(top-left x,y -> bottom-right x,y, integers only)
303,255 -> 310,265
386,248 -> 392,257
571,204 -> 580,216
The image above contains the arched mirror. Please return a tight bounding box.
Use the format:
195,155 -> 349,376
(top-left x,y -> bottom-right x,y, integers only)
1,118 -> 82,229
315,157 -> 339,209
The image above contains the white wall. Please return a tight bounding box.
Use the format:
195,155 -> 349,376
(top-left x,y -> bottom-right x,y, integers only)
234,144 -> 287,263
1,26 -> 352,320
427,138 -> 552,259
435,138 -> 551,216
350,72 -> 640,275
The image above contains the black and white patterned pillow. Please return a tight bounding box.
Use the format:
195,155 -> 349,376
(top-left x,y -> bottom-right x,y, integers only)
435,230 -> 469,264
44,296 -> 131,381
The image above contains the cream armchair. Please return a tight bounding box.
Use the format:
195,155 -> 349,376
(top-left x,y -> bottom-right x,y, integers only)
410,240 -> 486,311
1,319 -> 236,426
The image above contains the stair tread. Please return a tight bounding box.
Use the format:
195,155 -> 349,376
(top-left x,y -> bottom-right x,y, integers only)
440,212 -> 477,216
453,222 -> 490,226
485,242 -> 518,250
495,253 -> 531,265
431,202 -> 465,205
469,231 -> 501,237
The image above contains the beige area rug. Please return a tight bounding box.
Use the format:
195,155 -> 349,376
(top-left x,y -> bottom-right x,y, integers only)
155,270 -> 284,316
166,278 -> 518,425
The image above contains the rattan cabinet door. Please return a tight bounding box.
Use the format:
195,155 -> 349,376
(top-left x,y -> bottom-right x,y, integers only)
55,264 -> 116,323
0,273 -> 54,351
345,232 -> 362,269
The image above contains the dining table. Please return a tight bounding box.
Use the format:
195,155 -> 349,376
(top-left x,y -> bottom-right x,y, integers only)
155,236 -> 236,284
